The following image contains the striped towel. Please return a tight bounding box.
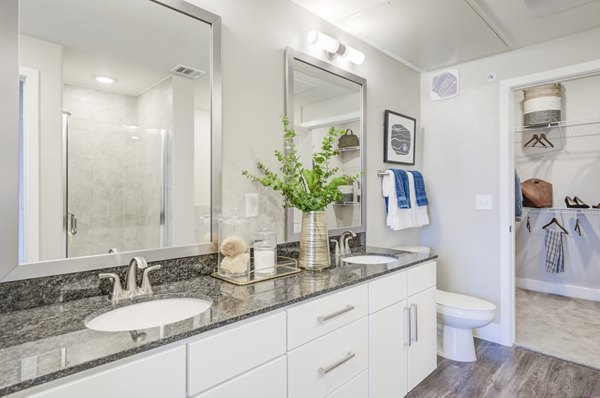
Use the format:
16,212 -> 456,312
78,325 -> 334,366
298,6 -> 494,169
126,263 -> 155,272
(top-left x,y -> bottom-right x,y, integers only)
544,229 -> 564,273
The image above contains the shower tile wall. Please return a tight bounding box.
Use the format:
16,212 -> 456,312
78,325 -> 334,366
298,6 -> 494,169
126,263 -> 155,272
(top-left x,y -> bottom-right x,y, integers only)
64,84 -> 165,257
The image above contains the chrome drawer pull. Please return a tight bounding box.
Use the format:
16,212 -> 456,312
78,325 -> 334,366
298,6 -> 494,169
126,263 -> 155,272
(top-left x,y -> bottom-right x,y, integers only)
317,305 -> 355,323
319,352 -> 356,375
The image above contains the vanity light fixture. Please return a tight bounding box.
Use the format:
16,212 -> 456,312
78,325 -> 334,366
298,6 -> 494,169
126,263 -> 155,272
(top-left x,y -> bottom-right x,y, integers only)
306,30 -> 365,65
95,75 -> 115,84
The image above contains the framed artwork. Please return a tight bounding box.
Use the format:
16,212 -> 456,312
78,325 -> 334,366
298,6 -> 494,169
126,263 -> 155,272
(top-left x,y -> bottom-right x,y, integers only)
384,110 -> 416,165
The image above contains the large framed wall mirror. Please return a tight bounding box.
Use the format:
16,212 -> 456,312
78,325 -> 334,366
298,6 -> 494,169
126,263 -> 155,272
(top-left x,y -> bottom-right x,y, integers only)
0,0 -> 221,281
284,48 -> 366,240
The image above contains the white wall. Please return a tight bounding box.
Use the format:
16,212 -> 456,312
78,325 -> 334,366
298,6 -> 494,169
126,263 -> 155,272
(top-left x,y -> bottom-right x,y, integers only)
187,0 -> 421,247
19,35 -> 63,261
420,27 -> 600,340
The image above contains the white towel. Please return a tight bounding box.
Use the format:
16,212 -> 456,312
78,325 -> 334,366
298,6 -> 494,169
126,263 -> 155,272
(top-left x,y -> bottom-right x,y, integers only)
382,170 -> 429,230
382,171 -> 413,230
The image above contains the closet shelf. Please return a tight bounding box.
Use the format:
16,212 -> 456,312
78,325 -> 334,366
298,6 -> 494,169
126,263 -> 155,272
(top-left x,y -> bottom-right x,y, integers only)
514,117 -> 600,136
336,146 -> 360,152
525,207 -> 600,214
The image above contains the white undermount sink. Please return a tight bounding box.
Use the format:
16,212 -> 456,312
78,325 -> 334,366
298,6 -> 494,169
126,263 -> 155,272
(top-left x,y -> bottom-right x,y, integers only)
85,297 -> 212,332
342,255 -> 398,265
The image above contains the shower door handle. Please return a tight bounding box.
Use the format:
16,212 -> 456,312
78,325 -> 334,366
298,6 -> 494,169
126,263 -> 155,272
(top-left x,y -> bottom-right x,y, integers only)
69,213 -> 78,235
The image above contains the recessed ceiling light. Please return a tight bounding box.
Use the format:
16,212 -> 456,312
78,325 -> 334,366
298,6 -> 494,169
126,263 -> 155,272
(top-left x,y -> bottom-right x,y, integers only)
95,75 -> 115,84
130,136 -> 139,140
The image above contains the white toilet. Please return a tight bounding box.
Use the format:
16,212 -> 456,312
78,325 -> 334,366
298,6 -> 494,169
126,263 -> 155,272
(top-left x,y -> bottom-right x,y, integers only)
392,246 -> 496,362
436,290 -> 496,362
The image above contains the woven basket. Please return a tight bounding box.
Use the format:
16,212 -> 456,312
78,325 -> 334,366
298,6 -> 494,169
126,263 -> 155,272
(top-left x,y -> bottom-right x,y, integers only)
523,83 -> 561,127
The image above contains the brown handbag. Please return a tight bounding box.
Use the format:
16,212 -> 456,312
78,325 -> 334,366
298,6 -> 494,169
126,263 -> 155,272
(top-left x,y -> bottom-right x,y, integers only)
521,178 -> 553,208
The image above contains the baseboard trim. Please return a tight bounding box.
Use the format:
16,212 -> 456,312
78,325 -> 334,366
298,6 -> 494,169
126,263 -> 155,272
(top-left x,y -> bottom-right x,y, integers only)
516,277 -> 600,302
473,322 -> 503,345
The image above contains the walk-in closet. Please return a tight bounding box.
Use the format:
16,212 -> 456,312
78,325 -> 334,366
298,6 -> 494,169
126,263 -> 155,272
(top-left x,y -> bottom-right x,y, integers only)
514,74 -> 600,368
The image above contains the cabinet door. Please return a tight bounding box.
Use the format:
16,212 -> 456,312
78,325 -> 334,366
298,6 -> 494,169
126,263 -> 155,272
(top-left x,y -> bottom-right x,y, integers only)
407,286 -> 437,391
369,301 -> 408,398
194,356 -> 286,398
28,346 -> 186,398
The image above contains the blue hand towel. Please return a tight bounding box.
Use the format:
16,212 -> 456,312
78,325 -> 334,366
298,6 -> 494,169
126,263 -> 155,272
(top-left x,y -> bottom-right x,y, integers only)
408,171 -> 429,206
391,169 -> 411,209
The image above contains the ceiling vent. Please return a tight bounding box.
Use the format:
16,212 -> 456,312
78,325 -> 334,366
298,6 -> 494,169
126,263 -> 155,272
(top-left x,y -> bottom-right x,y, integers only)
521,0 -> 598,17
170,64 -> 206,80
430,69 -> 460,101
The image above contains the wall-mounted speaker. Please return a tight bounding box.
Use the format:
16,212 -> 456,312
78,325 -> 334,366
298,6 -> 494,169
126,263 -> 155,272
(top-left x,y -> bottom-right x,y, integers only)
430,69 -> 459,101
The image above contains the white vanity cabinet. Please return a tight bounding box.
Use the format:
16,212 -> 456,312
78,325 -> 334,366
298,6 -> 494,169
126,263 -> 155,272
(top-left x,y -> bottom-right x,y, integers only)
13,260 -> 438,398
369,261 -> 437,397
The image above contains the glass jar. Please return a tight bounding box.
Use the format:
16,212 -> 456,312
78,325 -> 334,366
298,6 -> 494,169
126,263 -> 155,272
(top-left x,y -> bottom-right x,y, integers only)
217,212 -> 251,277
253,226 -> 277,275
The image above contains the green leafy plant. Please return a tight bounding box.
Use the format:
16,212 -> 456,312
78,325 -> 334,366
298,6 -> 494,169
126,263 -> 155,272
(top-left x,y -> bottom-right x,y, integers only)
243,116 -> 361,212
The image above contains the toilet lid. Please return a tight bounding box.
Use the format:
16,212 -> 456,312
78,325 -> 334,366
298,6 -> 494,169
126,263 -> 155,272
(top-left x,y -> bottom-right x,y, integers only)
437,290 -> 496,311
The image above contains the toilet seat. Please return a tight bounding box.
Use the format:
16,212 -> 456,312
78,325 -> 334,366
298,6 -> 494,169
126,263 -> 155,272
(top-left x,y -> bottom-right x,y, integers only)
437,290 -> 496,312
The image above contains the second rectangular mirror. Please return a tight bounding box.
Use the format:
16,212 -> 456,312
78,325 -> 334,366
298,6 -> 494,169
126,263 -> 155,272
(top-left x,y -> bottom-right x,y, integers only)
284,48 -> 366,240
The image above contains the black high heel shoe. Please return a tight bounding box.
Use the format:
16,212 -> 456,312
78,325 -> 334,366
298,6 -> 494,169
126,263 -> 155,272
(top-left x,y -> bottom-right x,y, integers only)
574,196 -> 590,208
565,196 -> 579,208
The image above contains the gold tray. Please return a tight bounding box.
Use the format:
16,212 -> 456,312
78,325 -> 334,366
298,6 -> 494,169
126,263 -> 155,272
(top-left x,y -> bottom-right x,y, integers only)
211,256 -> 301,286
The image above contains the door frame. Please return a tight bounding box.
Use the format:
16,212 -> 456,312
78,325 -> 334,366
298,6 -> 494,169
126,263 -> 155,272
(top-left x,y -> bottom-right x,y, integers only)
498,59 -> 600,346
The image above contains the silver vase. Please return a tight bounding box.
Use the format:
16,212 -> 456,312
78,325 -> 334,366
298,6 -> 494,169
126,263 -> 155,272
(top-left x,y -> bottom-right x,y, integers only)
299,211 -> 330,271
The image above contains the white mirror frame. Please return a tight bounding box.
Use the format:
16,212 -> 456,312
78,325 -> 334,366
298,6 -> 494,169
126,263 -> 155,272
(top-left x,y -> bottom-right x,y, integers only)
284,47 -> 367,241
0,0 -> 222,282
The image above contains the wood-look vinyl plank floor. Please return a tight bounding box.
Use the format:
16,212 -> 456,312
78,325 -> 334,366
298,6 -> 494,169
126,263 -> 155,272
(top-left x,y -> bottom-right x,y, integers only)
407,339 -> 600,398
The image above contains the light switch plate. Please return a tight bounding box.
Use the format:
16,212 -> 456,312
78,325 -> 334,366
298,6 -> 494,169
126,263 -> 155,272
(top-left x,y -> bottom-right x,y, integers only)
245,193 -> 259,217
475,194 -> 493,210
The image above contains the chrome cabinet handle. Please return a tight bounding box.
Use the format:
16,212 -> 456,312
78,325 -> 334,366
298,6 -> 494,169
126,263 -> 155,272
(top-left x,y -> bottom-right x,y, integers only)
317,305 -> 355,323
69,213 -> 78,235
319,352 -> 355,375
405,306 -> 411,347
411,303 -> 418,342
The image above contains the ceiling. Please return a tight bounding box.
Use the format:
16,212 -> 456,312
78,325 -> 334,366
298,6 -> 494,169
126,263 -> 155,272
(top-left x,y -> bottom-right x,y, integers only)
20,0 -> 211,96
291,0 -> 600,71
294,59 -> 360,107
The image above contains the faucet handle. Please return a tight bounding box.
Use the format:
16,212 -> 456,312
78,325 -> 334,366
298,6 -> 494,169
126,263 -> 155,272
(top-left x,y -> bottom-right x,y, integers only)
139,265 -> 161,295
99,273 -> 124,302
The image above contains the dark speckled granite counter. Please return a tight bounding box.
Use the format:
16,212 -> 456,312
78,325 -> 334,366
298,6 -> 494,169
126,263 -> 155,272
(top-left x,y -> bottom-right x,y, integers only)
0,247 -> 436,396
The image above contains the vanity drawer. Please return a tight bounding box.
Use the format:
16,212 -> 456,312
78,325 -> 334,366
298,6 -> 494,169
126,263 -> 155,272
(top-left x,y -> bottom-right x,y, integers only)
287,317 -> 368,398
326,369 -> 369,398
187,312 -> 286,396
407,261 -> 436,297
287,284 -> 368,349
27,346 -> 186,398
193,356 -> 286,398
368,270 -> 407,313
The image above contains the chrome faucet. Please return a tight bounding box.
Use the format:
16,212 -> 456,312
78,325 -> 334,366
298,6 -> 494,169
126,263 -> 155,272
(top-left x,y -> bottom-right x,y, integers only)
339,230 -> 357,256
330,239 -> 341,265
99,257 -> 161,303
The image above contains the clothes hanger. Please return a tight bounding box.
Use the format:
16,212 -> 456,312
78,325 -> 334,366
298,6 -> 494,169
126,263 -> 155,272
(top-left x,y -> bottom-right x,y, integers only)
542,217 -> 569,234
539,133 -> 554,148
523,134 -> 547,148
575,218 -> 582,236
